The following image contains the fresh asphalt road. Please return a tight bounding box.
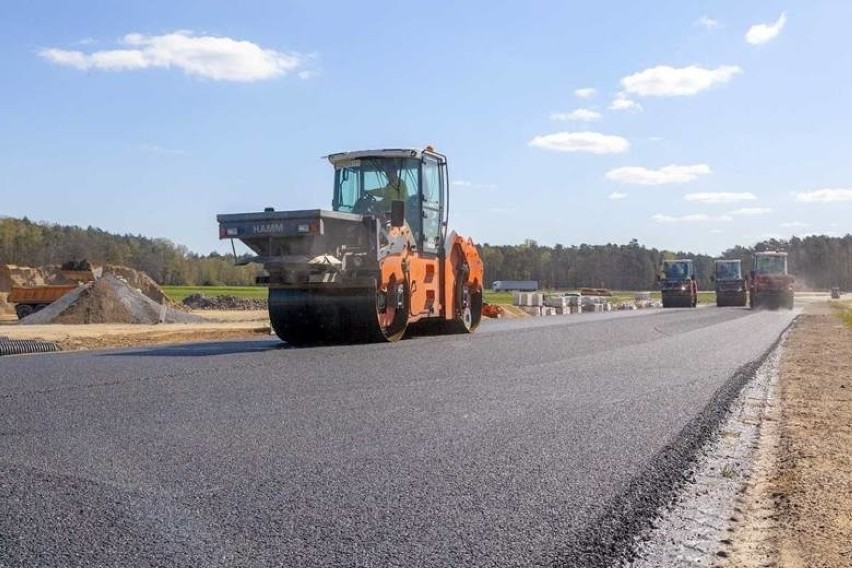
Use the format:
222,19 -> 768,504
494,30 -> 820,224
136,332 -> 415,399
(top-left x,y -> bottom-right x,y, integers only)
0,306 -> 798,567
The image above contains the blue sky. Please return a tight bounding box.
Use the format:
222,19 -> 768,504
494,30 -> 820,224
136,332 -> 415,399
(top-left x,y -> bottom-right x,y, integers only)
2,1 -> 851,256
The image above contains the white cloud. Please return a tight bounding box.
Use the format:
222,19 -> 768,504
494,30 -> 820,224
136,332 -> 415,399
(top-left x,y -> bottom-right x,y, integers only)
794,188 -> 852,203
528,131 -> 629,154
696,16 -> 721,30
608,192 -> 628,200
550,108 -> 602,122
605,164 -> 711,185
729,207 -> 772,216
621,65 -> 742,97
451,180 -> 473,187
609,92 -> 642,112
574,87 -> 597,99
781,221 -> 809,228
39,30 -> 309,82
653,213 -> 733,224
685,192 -> 757,204
746,13 -> 787,45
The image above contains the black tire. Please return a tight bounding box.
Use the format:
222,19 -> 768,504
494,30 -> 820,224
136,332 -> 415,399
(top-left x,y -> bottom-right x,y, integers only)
443,286 -> 482,334
15,304 -> 34,320
35,304 -> 49,312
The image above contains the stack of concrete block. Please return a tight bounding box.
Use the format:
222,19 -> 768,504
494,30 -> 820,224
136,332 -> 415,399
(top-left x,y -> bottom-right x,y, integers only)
544,295 -> 568,308
519,306 -> 541,316
514,292 -> 543,307
541,307 -> 557,316
582,295 -> 606,312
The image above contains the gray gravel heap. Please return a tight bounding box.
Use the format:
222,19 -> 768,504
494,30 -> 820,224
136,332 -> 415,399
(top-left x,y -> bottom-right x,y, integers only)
182,293 -> 267,310
19,274 -> 205,324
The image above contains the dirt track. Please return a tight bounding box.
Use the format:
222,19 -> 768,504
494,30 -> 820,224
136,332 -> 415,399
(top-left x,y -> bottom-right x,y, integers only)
0,310 -> 271,350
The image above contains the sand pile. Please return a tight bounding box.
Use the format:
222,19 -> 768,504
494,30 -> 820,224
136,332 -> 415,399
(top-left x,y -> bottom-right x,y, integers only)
182,294 -> 267,310
19,274 -> 204,325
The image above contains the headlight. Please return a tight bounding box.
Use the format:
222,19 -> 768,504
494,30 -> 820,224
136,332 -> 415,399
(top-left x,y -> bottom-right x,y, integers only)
680,285 -> 686,291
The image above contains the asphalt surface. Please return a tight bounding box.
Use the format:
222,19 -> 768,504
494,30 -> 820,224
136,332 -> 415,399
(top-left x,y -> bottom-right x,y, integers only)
0,306 -> 798,567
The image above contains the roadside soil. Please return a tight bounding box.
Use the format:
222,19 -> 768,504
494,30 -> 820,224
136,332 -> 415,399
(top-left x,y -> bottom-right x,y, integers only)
0,310 -> 271,350
723,303 -> 852,567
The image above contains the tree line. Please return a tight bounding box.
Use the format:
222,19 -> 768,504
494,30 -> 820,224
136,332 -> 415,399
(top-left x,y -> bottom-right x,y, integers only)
0,217 -> 256,286
1,217 -> 849,291
479,235 -> 852,292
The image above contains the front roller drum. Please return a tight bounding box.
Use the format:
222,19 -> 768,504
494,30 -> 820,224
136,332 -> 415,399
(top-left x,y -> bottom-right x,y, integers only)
268,282 -> 408,346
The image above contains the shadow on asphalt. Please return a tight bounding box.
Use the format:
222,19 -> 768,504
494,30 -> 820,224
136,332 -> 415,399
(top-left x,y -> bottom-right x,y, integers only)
103,339 -> 291,358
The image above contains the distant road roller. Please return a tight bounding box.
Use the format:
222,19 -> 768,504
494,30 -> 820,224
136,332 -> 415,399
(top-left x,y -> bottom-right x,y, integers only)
217,147 -> 484,345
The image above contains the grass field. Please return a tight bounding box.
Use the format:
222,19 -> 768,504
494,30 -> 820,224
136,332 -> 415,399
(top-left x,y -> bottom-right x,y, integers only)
161,285 -> 268,302
829,299 -> 852,328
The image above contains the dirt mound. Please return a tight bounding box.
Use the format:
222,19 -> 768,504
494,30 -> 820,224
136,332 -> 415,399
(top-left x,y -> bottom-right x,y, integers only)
182,293 -> 267,311
103,265 -> 168,304
19,274 -> 204,325
1,265 -> 47,291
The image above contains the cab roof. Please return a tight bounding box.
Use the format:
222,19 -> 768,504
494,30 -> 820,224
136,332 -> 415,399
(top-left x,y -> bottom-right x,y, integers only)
326,148 -> 446,166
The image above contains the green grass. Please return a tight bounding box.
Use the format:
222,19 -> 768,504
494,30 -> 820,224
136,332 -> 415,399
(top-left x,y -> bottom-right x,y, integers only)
161,285 -> 268,302
483,291 -> 515,304
829,299 -> 852,328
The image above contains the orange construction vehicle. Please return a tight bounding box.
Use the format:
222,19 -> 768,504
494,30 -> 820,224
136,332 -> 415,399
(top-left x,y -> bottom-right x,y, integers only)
217,147 -> 484,345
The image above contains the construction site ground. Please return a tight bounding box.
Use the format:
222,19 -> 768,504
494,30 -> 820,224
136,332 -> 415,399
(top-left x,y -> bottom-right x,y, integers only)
0,309 -> 271,350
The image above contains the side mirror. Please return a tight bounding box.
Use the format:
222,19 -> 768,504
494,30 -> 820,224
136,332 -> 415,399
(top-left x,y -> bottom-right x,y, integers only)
390,199 -> 405,228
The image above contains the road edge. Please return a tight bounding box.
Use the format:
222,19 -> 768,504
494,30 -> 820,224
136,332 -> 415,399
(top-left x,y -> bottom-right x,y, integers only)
551,316 -> 798,568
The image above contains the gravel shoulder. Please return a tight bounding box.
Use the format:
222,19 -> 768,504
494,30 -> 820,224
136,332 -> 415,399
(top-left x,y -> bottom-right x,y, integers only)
628,301 -> 851,567
723,302 -> 852,567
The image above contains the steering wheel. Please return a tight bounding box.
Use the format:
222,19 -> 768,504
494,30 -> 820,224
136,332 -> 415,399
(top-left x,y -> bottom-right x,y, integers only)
353,193 -> 382,215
